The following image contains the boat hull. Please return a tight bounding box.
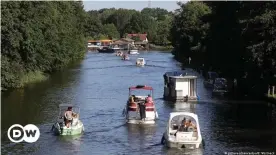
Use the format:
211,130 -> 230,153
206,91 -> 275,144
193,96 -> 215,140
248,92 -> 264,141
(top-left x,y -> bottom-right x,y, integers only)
129,50 -> 139,54
52,121 -> 84,136
127,119 -> 155,124
166,140 -> 201,149
98,49 -> 115,53
125,110 -> 158,124
162,134 -> 202,149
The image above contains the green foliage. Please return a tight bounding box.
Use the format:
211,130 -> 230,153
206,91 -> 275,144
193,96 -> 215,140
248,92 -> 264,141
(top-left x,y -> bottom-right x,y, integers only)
1,1 -> 86,89
171,1 -> 276,96
85,7 -> 173,44
102,24 -> 120,39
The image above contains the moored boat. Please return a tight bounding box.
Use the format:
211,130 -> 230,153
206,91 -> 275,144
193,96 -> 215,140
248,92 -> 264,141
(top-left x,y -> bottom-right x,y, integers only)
51,104 -> 84,136
161,112 -> 202,149
212,78 -> 229,95
203,72 -> 219,88
129,49 -> 139,54
123,85 -> 158,124
97,46 -> 115,53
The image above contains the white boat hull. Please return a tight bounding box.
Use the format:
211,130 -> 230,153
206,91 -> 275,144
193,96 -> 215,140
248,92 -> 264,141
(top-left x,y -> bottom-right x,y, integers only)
127,119 -> 155,124
164,138 -> 202,149
129,50 -> 139,54
125,110 -> 158,124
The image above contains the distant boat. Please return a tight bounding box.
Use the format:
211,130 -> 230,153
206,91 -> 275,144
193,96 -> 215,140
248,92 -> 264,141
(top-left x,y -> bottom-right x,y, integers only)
127,43 -> 139,54
97,46 -> 115,53
98,45 -> 121,53
129,50 -> 139,55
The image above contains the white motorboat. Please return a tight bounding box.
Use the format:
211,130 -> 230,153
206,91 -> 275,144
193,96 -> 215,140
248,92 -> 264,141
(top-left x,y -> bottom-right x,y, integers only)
136,58 -> 146,66
161,112 -> 202,149
116,51 -> 123,56
129,50 -> 139,55
51,104 -> 84,136
123,85 -> 158,124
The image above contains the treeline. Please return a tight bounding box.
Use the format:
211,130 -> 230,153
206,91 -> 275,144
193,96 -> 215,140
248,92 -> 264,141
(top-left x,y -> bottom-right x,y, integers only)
171,2 -> 276,97
1,1 -> 174,89
85,7 -> 173,45
1,1 -> 87,89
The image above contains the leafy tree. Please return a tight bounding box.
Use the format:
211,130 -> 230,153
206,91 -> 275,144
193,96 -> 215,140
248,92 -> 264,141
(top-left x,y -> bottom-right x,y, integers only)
106,9 -> 137,37
1,1 -> 86,89
102,23 -> 120,39
171,1 -> 276,97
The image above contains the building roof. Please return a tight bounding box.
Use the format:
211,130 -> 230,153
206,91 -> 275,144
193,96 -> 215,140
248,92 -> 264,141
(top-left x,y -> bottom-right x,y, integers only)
127,33 -> 147,41
87,40 -> 112,43
121,38 -> 134,42
113,40 -> 127,45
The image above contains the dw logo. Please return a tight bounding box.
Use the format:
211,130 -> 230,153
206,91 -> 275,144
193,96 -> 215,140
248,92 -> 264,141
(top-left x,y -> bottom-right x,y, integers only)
7,124 -> 40,143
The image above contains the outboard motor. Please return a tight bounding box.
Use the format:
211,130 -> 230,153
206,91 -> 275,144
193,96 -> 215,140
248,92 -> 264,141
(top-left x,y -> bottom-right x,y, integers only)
138,103 -> 146,120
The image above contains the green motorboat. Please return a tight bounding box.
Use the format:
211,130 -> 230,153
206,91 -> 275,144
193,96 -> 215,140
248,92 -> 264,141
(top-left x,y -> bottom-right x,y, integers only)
52,104 -> 84,136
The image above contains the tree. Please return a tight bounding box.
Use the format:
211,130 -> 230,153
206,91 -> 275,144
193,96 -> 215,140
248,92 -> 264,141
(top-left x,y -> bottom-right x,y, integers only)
1,1 -> 87,89
102,23 -> 120,39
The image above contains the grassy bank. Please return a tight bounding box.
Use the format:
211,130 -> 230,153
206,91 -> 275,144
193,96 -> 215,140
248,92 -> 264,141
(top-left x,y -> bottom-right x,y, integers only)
149,44 -> 173,51
19,71 -> 48,88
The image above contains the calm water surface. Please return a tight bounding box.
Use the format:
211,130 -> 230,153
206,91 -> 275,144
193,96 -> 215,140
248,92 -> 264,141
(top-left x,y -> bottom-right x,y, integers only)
2,51 -> 276,155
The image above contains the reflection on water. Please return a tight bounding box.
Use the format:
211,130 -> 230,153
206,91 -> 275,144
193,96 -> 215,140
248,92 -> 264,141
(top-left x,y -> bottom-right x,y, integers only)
2,51 -> 276,155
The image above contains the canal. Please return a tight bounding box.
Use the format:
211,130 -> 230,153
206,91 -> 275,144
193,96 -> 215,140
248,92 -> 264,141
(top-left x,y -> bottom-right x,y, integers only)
2,51 -> 276,155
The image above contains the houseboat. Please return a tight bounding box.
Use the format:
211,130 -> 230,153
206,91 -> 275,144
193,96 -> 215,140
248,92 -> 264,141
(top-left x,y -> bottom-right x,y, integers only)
163,72 -> 198,101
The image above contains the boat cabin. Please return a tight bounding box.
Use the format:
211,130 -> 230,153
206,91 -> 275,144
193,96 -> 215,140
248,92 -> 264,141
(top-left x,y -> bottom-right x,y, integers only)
163,72 -> 198,101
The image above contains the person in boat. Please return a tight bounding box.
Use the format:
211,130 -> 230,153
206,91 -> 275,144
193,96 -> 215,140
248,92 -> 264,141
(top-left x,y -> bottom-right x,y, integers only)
129,95 -> 135,103
146,94 -> 153,103
186,119 -> 196,128
178,118 -> 188,132
64,107 -> 76,128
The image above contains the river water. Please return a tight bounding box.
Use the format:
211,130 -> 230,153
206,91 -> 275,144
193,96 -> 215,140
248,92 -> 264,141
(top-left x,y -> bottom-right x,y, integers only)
2,51 -> 276,155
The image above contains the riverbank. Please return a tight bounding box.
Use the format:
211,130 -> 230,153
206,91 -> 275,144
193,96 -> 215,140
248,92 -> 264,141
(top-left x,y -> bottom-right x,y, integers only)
1,71 -> 48,91
149,44 -> 173,51
19,71 -> 48,87
173,53 -> 276,104
2,58 -> 85,91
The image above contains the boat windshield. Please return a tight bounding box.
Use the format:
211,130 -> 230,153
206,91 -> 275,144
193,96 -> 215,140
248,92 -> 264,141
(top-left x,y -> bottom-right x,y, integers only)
170,115 -> 197,130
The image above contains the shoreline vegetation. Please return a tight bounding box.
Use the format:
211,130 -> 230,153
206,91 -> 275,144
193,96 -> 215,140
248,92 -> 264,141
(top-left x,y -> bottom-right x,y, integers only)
149,44 -> 173,51
1,1 -> 87,90
2,2 -> 173,90
170,2 -> 276,100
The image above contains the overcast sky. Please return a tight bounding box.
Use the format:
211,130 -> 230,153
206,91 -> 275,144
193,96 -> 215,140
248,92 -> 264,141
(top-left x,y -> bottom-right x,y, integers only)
83,1 -> 182,12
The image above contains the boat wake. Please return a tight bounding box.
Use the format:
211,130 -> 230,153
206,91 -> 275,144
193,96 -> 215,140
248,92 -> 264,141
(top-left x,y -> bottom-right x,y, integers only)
83,65 -> 135,70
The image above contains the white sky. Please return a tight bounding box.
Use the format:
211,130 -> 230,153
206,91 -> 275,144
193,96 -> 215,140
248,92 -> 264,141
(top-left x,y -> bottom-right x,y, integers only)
83,1 -> 183,12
